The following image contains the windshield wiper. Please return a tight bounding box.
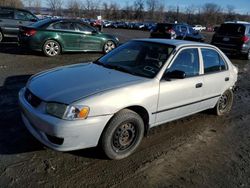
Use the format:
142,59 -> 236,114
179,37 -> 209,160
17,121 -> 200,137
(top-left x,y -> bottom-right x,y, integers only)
93,61 -> 150,77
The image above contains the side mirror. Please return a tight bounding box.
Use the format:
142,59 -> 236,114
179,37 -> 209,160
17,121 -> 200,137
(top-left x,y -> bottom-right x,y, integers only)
164,70 -> 186,80
92,30 -> 98,34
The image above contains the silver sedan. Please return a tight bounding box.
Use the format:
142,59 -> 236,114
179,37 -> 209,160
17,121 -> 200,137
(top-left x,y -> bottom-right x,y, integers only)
19,39 -> 238,160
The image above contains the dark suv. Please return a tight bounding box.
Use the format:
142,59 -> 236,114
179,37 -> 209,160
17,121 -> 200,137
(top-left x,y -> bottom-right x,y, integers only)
150,23 -> 205,42
211,22 -> 250,60
0,6 -> 38,42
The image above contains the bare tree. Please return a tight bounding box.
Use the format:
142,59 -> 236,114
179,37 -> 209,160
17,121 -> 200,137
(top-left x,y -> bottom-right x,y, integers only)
109,2 -> 120,20
68,0 -> 81,18
33,0 -> 41,14
46,0 -> 63,16
134,0 -> 144,21
81,0 -> 100,18
201,3 -> 222,26
0,0 -> 23,8
146,0 -> 158,20
225,5 -> 236,21
122,2 -> 134,20
154,2 -> 165,22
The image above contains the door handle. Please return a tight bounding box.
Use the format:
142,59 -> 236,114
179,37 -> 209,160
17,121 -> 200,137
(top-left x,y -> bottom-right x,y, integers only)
195,83 -> 203,88
0,20 -> 2,22
225,77 -> 229,81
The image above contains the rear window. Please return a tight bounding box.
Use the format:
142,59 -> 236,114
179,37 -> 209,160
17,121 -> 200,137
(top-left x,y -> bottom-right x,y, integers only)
31,18 -> 52,28
217,24 -> 246,36
0,9 -> 14,19
155,23 -> 173,32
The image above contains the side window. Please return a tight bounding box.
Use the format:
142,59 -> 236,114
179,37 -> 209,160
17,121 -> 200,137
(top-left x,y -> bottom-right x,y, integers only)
181,26 -> 187,33
168,48 -> 200,77
15,10 -> 36,21
201,49 -> 227,73
0,9 -> 14,19
51,22 -> 75,31
75,23 -> 94,32
189,27 -> 195,34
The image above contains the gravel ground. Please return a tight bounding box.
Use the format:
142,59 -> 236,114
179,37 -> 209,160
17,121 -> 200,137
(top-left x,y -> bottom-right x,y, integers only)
0,29 -> 250,187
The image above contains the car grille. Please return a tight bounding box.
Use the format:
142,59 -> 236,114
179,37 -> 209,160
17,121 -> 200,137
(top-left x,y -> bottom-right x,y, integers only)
24,89 -> 42,107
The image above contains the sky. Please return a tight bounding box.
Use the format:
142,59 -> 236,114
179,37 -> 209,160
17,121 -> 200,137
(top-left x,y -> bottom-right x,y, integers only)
38,0 -> 250,14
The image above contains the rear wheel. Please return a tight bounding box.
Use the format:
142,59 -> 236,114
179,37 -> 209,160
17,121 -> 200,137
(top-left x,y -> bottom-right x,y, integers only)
213,89 -> 234,116
101,109 -> 144,160
103,40 -> 116,54
43,40 -> 61,57
0,31 -> 3,43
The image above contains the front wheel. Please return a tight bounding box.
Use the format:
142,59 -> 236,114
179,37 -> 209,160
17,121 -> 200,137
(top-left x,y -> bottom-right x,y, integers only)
103,40 -> 116,54
213,89 -> 234,116
43,40 -> 61,57
101,109 -> 144,160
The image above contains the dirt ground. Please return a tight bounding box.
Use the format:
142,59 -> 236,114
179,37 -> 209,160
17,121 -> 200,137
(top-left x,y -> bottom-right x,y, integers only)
0,29 -> 250,187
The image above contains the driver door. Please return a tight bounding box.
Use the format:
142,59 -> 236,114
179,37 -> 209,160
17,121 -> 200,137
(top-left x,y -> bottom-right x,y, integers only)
74,23 -> 102,51
155,48 -> 204,125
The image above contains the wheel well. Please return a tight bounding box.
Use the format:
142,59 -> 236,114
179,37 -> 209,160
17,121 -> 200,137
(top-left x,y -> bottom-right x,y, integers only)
98,105 -> 150,146
126,105 -> 150,135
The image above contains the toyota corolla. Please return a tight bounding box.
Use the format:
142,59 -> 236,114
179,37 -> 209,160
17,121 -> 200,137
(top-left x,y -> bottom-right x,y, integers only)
19,39 -> 238,159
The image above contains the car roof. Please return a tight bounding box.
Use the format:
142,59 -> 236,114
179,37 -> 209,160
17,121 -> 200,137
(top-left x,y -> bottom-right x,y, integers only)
0,6 -> 32,12
133,38 -> 213,48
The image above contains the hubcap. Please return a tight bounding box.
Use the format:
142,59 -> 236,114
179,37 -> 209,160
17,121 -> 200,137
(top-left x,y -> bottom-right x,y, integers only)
45,41 -> 59,56
112,123 -> 137,152
218,92 -> 231,113
104,41 -> 115,53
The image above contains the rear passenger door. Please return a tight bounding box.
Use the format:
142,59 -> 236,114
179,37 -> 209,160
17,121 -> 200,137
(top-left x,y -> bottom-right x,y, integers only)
74,23 -> 102,51
199,48 -> 230,109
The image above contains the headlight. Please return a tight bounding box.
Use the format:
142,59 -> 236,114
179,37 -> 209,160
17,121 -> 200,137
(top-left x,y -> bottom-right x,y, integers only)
46,103 -> 89,120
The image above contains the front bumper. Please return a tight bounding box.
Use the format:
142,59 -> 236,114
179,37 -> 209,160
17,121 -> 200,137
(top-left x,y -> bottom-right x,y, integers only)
19,88 -> 112,151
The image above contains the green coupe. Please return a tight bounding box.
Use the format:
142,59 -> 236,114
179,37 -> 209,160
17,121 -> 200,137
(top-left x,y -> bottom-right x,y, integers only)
18,19 -> 119,57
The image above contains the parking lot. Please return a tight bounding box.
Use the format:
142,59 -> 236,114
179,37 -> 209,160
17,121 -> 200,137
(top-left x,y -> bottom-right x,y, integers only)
0,28 -> 250,187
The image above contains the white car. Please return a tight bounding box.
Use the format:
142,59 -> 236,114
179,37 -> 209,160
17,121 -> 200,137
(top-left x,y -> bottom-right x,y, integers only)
193,25 -> 206,32
19,39 -> 238,160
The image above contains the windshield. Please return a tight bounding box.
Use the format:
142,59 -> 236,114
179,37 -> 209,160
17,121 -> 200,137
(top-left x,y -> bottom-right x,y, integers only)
96,41 -> 174,78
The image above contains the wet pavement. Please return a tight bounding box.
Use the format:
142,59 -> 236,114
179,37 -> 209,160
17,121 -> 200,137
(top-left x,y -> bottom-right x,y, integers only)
0,29 -> 250,187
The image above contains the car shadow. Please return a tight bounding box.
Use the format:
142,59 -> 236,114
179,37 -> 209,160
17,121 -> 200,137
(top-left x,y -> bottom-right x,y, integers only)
0,42 -> 43,56
0,75 -> 44,155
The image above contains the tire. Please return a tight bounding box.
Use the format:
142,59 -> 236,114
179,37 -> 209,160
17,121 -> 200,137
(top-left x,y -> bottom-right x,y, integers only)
103,40 -> 116,54
101,109 -> 144,160
43,40 -> 61,57
0,31 -> 3,43
213,89 -> 234,116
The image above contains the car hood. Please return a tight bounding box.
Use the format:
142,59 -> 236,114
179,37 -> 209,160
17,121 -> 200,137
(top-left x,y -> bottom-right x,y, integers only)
27,63 -> 144,104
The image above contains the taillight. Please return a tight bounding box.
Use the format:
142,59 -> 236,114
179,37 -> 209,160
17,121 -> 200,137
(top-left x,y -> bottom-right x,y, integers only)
242,35 -> 249,43
23,29 -> 37,37
166,28 -> 175,35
